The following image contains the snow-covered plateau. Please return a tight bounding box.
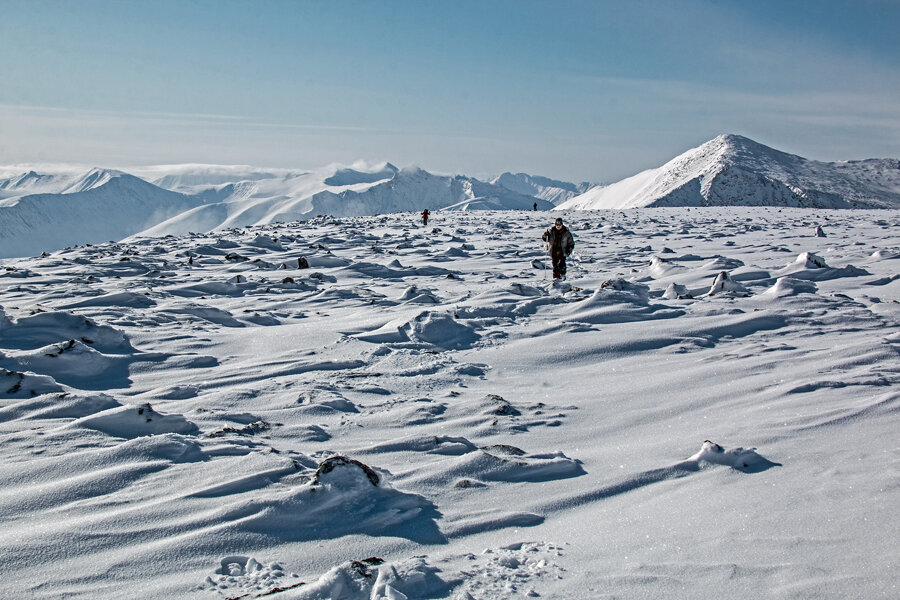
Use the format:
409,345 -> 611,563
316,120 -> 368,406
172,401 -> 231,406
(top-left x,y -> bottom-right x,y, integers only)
1,205 -> 898,599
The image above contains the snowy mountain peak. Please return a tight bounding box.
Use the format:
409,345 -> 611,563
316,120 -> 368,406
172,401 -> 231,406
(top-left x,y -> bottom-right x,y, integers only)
492,172 -> 592,205
3,136 -> 898,259
0,170 -> 51,191
147,165 -> 288,191
558,134 -> 900,210
704,133 -> 807,169
712,132 -> 761,149
324,162 -> 399,187
63,168 -> 122,193
0,169 -> 203,258
0,167 -> 130,198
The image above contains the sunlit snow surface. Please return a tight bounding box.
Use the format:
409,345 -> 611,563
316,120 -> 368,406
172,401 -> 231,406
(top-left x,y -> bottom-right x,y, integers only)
0,208 -> 898,599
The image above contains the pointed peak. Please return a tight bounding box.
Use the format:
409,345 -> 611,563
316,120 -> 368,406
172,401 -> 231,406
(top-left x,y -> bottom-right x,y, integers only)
714,133 -> 752,144
62,168 -> 143,194
704,134 -> 778,155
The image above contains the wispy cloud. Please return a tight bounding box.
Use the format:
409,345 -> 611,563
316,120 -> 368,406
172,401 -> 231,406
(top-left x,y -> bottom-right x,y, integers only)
0,104 -> 378,133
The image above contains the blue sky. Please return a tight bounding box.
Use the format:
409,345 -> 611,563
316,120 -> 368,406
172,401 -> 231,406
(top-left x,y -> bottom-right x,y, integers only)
1,0 -> 898,182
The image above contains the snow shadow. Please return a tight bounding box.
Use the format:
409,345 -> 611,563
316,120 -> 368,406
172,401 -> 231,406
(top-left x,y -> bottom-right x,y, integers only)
538,441 -> 780,512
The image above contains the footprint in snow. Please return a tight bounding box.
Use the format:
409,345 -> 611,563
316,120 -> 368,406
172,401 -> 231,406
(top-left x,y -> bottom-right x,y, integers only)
204,555 -> 303,598
208,556 -> 449,600
452,542 -> 566,599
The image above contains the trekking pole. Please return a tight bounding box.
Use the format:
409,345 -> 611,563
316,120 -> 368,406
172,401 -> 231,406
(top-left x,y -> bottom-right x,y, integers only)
543,242 -> 549,281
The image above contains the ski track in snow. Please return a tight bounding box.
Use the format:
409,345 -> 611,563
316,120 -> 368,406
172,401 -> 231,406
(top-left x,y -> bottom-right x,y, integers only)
0,208 -> 898,599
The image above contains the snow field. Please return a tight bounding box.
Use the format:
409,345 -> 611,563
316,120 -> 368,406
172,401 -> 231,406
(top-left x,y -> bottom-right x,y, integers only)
0,207 -> 898,598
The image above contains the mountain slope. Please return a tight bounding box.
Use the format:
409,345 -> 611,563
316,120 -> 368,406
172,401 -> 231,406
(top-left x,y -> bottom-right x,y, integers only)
558,135 -> 900,210
301,167 -> 552,217
492,172 -> 592,205
0,170 -> 206,258
137,166 -> 551,238
0,163 -> 550,256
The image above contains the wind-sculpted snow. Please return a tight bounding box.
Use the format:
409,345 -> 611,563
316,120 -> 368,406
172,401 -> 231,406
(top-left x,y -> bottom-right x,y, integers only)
0,367 -> 65,398
3,339 -> 132,387
67,402 -> 200,438
204,456 -> 446,545
558,279 -> 685,324
0,207 -> 898,599
776,251 -> 871,281
0,392 -> 119,421
0,308 -> 133,352
355,310 -> 480,349
761,276 -> 819,297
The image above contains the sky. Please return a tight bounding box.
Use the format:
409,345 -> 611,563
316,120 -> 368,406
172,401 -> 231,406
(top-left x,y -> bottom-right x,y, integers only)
1,0 -> 898,183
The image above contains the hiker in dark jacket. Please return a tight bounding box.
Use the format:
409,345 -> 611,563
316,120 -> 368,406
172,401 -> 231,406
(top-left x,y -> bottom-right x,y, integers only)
542,217 -> 575,279
421,209 -> 430,226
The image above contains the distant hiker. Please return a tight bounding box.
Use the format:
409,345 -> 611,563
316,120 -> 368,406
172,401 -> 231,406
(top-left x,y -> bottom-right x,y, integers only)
422,209 -> 430,226
542,217 -> 575,279
533,202 -> 537,211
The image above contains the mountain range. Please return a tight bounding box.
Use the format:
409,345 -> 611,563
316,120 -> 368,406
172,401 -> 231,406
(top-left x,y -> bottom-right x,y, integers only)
1,134 -> 898,258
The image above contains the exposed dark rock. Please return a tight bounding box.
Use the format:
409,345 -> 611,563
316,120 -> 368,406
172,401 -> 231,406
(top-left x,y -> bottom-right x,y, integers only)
312,455 -> 380,486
